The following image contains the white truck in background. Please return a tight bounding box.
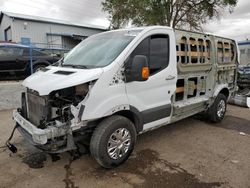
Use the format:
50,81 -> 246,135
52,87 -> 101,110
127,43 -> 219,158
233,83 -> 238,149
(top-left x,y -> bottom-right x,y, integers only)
12,26 -> 237,168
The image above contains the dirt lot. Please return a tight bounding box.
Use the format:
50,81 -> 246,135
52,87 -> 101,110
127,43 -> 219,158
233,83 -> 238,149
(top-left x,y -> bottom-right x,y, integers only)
0,81 -> 25,110
0,105 -> 249,188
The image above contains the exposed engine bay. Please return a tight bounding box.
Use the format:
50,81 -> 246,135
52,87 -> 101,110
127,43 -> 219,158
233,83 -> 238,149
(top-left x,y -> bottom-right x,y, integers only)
17,82 -> 95,152
23,83 -> 90,129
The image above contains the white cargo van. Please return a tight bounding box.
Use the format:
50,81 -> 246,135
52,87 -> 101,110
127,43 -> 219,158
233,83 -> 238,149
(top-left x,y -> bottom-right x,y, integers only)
12,26 -> 237,168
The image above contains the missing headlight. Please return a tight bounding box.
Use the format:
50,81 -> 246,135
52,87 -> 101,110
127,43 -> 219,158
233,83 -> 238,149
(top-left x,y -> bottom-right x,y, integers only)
75,84 -> 89,96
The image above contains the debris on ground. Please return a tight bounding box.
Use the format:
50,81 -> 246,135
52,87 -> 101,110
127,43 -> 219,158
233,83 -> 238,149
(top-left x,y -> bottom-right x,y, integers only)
231,160 -> 239,164
239,132 -> 246,136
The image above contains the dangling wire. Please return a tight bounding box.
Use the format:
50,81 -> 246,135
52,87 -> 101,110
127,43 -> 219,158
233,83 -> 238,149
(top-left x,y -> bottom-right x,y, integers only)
5,124 -> 18,153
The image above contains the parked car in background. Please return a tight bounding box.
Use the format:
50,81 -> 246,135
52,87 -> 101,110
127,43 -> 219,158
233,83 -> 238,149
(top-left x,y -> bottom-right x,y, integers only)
39,48 -> 69,59
237,64 -> 250,89
0,43 -> 60,79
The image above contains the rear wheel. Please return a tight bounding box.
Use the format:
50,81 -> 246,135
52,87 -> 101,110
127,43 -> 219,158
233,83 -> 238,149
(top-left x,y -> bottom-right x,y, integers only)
207,93 -> 227,122
90,115 -> 136,168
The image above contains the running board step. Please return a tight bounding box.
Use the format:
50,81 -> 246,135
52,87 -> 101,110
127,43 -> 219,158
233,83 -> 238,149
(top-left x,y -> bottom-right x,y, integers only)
173,97 -> 209,117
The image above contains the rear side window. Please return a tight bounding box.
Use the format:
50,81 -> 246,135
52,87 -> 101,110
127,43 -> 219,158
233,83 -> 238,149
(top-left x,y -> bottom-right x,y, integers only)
32,50 -> 47,56
0,47 -> 23,57
129,34 -> 169,75
23,49 -> 48,56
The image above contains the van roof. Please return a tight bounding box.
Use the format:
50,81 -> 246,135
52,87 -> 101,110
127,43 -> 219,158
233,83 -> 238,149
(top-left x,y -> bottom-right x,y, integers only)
108,26 -> 235,42
175,28 -> 235,42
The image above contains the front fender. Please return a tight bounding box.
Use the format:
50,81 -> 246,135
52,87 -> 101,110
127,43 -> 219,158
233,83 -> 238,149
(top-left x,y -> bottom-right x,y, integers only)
81,91 -> 129,120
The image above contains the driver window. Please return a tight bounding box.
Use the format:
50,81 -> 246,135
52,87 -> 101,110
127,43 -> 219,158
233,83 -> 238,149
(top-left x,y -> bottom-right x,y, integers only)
128,34 -> 169,75
150,35 -> 169,74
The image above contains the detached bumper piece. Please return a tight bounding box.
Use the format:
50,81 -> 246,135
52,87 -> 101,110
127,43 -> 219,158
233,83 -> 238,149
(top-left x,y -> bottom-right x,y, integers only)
12,110 -> 67,145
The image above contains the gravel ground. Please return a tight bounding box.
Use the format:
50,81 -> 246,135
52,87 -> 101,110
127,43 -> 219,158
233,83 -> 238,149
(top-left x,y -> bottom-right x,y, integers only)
0,81 -> 25,110
0,105 -> 249,188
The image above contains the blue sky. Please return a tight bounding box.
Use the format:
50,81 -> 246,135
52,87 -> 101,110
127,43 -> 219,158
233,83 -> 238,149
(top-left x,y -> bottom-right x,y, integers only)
0,0 -> 249,41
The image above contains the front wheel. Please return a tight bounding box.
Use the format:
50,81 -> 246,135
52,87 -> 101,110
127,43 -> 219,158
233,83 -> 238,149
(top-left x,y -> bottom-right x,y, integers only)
90,115 -> 136,168
207,93 -> 227,122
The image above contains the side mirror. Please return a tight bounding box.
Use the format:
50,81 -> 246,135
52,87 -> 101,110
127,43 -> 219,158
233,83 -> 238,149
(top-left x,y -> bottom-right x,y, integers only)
125,55 -> 150,82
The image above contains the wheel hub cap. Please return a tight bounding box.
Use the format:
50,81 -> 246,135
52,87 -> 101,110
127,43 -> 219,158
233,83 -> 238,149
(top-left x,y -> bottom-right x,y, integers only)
217,100 -> 226,118
107,128 -> 131,160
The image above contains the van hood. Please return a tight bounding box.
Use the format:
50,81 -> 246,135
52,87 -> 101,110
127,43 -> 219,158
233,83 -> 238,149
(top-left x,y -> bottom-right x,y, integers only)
22,66 -> 103,95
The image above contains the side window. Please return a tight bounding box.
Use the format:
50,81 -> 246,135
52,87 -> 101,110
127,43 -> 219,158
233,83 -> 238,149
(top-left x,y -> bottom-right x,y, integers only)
32,49 -> 47,56
0,47 -> 23,57
22,49 -> 47,56
22,48 -> 30,56
0,48 -> 12,57
129,34 -> 169,75
130,38 -> 149,59
14,48 -> 23,56
150,35 -> 169,74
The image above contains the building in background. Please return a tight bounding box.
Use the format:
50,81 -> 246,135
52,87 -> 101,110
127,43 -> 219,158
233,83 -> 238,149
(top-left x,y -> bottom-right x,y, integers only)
238,40 -> 250,65
0,11 -> 106,51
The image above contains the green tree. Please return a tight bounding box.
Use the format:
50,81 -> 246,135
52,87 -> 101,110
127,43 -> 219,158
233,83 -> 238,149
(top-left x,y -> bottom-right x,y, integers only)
102,0 -> 237,30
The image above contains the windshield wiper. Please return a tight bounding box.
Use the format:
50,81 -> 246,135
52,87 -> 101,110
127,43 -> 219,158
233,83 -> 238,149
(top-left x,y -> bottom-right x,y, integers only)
62,64 -> 88,69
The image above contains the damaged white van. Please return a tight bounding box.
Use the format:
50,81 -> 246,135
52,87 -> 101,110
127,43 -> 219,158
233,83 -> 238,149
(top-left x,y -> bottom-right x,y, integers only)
12,26 -> 237,168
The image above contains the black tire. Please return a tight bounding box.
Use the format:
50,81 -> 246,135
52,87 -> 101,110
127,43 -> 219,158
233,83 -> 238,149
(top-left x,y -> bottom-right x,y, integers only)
207,93 -> 227,123
33,64 -> 47,72
90,115 -> 137,168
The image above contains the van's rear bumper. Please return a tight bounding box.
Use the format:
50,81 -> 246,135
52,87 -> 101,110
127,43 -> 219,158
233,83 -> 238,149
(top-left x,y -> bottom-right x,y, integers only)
12,110 -> 67,145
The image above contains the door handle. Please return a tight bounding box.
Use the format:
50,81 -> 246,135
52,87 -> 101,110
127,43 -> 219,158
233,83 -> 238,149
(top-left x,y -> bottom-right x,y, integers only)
165,75 -> 175,80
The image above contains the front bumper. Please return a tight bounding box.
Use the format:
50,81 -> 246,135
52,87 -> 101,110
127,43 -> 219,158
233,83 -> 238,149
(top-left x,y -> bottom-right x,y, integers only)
13,110 -> 67,145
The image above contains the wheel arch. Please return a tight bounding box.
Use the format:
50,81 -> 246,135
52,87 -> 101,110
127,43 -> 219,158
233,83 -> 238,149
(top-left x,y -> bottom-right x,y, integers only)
219,88 -> 230,99
213,84 -> 230,100
114,107 -> 143,134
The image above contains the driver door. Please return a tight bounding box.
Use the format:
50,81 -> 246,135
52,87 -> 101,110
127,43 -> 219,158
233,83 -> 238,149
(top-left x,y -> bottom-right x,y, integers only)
125,32 -> 177,131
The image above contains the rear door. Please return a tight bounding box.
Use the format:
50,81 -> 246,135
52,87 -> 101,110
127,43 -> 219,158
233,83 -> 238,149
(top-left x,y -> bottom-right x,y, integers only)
0,47 -> 25,72
125,29 -> 177,131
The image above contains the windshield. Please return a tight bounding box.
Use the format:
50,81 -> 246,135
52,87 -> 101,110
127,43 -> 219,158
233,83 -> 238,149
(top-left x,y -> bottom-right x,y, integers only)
62,30 -> 141,68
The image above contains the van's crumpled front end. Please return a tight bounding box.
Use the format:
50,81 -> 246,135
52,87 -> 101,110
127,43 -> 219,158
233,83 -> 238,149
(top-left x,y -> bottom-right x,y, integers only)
13,66 -> 103,152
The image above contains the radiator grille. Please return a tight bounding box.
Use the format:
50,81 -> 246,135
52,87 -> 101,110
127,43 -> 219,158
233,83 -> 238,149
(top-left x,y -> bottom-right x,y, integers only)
27,92 -> 48,126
